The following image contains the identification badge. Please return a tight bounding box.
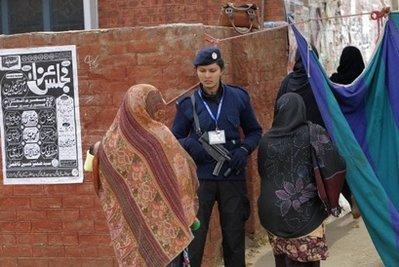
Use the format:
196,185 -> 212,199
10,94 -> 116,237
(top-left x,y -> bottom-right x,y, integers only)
208,130 -> 226,145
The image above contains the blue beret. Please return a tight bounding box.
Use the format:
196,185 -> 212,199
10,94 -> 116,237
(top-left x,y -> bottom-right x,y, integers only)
193,47 -> 222,66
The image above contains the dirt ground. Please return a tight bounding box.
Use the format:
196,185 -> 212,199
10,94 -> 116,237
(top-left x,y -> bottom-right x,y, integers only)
246,213 -> 382,267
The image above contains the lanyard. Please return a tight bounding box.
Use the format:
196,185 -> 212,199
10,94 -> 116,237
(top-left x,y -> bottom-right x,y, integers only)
198,89 -> 224,130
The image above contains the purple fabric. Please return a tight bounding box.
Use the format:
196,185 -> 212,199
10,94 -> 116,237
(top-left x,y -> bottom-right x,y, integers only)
385,20 -> 399,128
291,14 -> 399,264
293,25 -> 375,167
330,79 -> 375,168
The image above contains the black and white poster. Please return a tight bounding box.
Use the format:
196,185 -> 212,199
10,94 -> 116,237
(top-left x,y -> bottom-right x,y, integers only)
0,45 -> 83,184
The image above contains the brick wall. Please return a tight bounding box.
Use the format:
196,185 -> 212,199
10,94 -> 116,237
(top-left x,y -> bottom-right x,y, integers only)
98,0 -> 285,28
264,0 -> 286,21
0,22 -> 287,266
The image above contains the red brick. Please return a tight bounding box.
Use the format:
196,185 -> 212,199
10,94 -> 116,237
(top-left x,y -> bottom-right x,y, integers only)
17,210 -> 47,220
64,219 -> 95,233
48,234 -> 78,245
32,244 -> 65,257
87,80 -> 127,94
104,43 -> 127,55
13,185 -> 44,195
0,186 -> 14,196
63,196 -> 95,208
90,67 -> 128,82
53,32 -> 73,45
1,244 -> 32,257
47,258 -> 82,267
0,210 -> 16,221
112,91 -> 127,106
76,184 -> 96,195
31,221 -> 63,233
138,52 -> 174,66
44,185 -> 77,195
130,66 -> 163,84
96,245 -> 115,257
80,32 -> 101,44
101,29 -> 130,42
77,44 -> 102,57
81,106 -> 104,130
79,234 -> 111,245
0,197 -> 30,209
81,258 -> 114,267
47,210 -> 79,221
17,234 -> 47,245
0,221 -> 31,233
100,54 -> 137,67
0,234 -> 17,244
95,108 -> 119,127
29,36 -> 55,46
79,209 -> 105,220
31,197 -> 62,209
80,94 -> 114,107
3,35 -> 30,48
17,258 -> 49,267
65,245 -> 97,257
126,41 -> 158,53
94,219 -> 109,232
0,258 -> 18,267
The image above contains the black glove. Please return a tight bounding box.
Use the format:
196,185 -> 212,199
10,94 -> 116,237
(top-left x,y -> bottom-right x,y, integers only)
229,147 -> 249,170
180,137 -> 210,163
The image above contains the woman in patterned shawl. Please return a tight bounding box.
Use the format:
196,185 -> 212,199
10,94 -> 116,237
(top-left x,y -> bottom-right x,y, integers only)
88,84 -> 199,266
257,93 -> 333,267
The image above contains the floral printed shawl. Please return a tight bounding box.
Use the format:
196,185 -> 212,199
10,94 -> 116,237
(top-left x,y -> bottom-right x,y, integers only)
92,84 -> 199,266
257,93 -> 327,238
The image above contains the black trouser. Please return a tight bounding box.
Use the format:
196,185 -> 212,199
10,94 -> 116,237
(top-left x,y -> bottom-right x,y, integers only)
188,180 -> 250,267
274,254 -> 320,267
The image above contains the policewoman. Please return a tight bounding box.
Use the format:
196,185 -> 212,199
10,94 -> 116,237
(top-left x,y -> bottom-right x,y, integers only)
172,47 -> 262,267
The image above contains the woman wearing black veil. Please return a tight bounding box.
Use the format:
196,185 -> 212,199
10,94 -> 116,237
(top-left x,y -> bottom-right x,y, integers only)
330,46 -> 365,218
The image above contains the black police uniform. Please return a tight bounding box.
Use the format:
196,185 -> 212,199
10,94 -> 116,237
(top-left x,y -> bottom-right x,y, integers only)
171,47 -> 262,267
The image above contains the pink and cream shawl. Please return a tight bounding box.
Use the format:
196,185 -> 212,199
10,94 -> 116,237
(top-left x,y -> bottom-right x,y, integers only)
92,84 -> 198,266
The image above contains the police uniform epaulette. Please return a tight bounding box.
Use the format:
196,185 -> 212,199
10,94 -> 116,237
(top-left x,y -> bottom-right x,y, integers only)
226,84 -> 249,95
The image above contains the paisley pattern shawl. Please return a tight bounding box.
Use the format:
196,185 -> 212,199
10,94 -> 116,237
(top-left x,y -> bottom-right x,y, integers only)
94,84 -> 199,267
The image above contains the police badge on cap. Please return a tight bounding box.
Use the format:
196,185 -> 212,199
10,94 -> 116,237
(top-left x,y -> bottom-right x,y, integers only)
193,47 -> 222,66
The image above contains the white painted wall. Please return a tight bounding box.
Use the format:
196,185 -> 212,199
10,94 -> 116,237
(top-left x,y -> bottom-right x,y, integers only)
285,0 -> 392,73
